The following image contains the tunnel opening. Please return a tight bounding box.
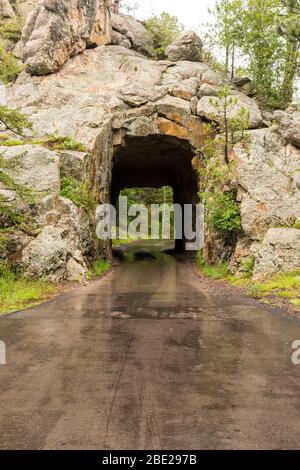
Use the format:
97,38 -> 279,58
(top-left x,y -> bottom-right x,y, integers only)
110,134 -> 199,254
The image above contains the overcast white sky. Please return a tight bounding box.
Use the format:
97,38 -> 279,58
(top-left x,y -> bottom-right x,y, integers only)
122,0 -> 216,31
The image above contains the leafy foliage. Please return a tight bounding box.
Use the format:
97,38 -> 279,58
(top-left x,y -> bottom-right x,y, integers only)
202,191 -> 242,232
198,86 -> 250,236
0,44 -> 23,84
144,12 -> 183,59
87,259 -> 111,280
0,104 -> 31,136
0,16 -> 23,43
60,177 -> 96,213
210,0 -> 300,109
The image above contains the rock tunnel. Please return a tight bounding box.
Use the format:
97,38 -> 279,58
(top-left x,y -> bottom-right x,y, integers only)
109,133 -> 200,253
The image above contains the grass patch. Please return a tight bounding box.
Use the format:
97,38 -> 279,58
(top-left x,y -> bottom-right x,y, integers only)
87,259 -> 111,280
196,252 -> 231,280
43,135 -> 87,152
112,237 -> 137,246
0,265 -> 56,315
0,135 -> 87,152
196,251 -> 300,309
293,221 -> 300,229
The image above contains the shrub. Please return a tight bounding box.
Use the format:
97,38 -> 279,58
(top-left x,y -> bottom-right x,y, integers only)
144,12 -> 183,59
202,191 -> 242,233
0,16 -> 23,43
0,44 -> 23,83
87,259 -> 111,280
0,104 -> 31,135
60,177 -> 96,213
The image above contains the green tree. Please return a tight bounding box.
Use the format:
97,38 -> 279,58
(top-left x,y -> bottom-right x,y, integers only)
198,86 -> 250,234
212,0 -> 243,78
0,105 -> 31,136
144,12 -> 183,59
277,0 -> 300,106
211,0 -> 299,109
278,0 -> 300,41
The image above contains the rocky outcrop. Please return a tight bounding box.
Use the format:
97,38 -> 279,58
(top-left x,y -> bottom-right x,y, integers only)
110,12 -> 153,55
166,31 -> 203,62
60,150 -> 92,183
0,143 -> 94,281
236,129 -> 300,240
253,228 -> 300,280
197,91 -> 262,129
22,195 -> 93,281
15,1 -> 37,21
230,127 -> 300,277
0,145 -> 60,193
18,0 -> 112,75
274,106 -> 300,148
3,12 -> 299,281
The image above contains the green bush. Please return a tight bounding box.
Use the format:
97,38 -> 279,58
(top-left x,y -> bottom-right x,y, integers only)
0,104 -> 31,135
240,255 -> 255,278
202,191 -> 242,233
0,17 -> 23,43
87,259 -> 111,280
0,44 -> 23,83
144,12 -> 183,59
60,177 -> 96,213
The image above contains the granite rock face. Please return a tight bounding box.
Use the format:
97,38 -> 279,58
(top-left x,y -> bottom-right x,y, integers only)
2,11 -> 299,280
274,106 -> 300,149
253,228 -> 300,280
110,12 -> 153,55
18,0 -> 112,75
166,31 -> 203,62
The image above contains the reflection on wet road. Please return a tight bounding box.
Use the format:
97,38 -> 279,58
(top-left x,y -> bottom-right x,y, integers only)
0,241 -> 300,449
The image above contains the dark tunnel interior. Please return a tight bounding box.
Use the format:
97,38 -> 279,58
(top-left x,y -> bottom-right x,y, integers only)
111,135 -> 199,252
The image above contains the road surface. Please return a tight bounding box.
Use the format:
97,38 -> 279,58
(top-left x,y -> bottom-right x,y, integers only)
0,242 -> 300,449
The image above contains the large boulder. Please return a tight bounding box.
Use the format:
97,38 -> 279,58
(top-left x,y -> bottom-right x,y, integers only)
253,228 -> 300,279
21,195 -> 93,281
166,31 -> 203,62
59,150 -> 93,182
110,12 -> 153,55
274,106 -> 300,148
18,0 -> 112,75
0,144 -> 60,194
235,129 -> 300,240
15,0 -> 37,21
197,91 -> 263,129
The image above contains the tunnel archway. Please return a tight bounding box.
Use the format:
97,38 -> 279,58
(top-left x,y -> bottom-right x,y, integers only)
110,134 -> 199,253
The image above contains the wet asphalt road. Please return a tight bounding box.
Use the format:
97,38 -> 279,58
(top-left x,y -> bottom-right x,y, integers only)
0,242 -> 300,450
